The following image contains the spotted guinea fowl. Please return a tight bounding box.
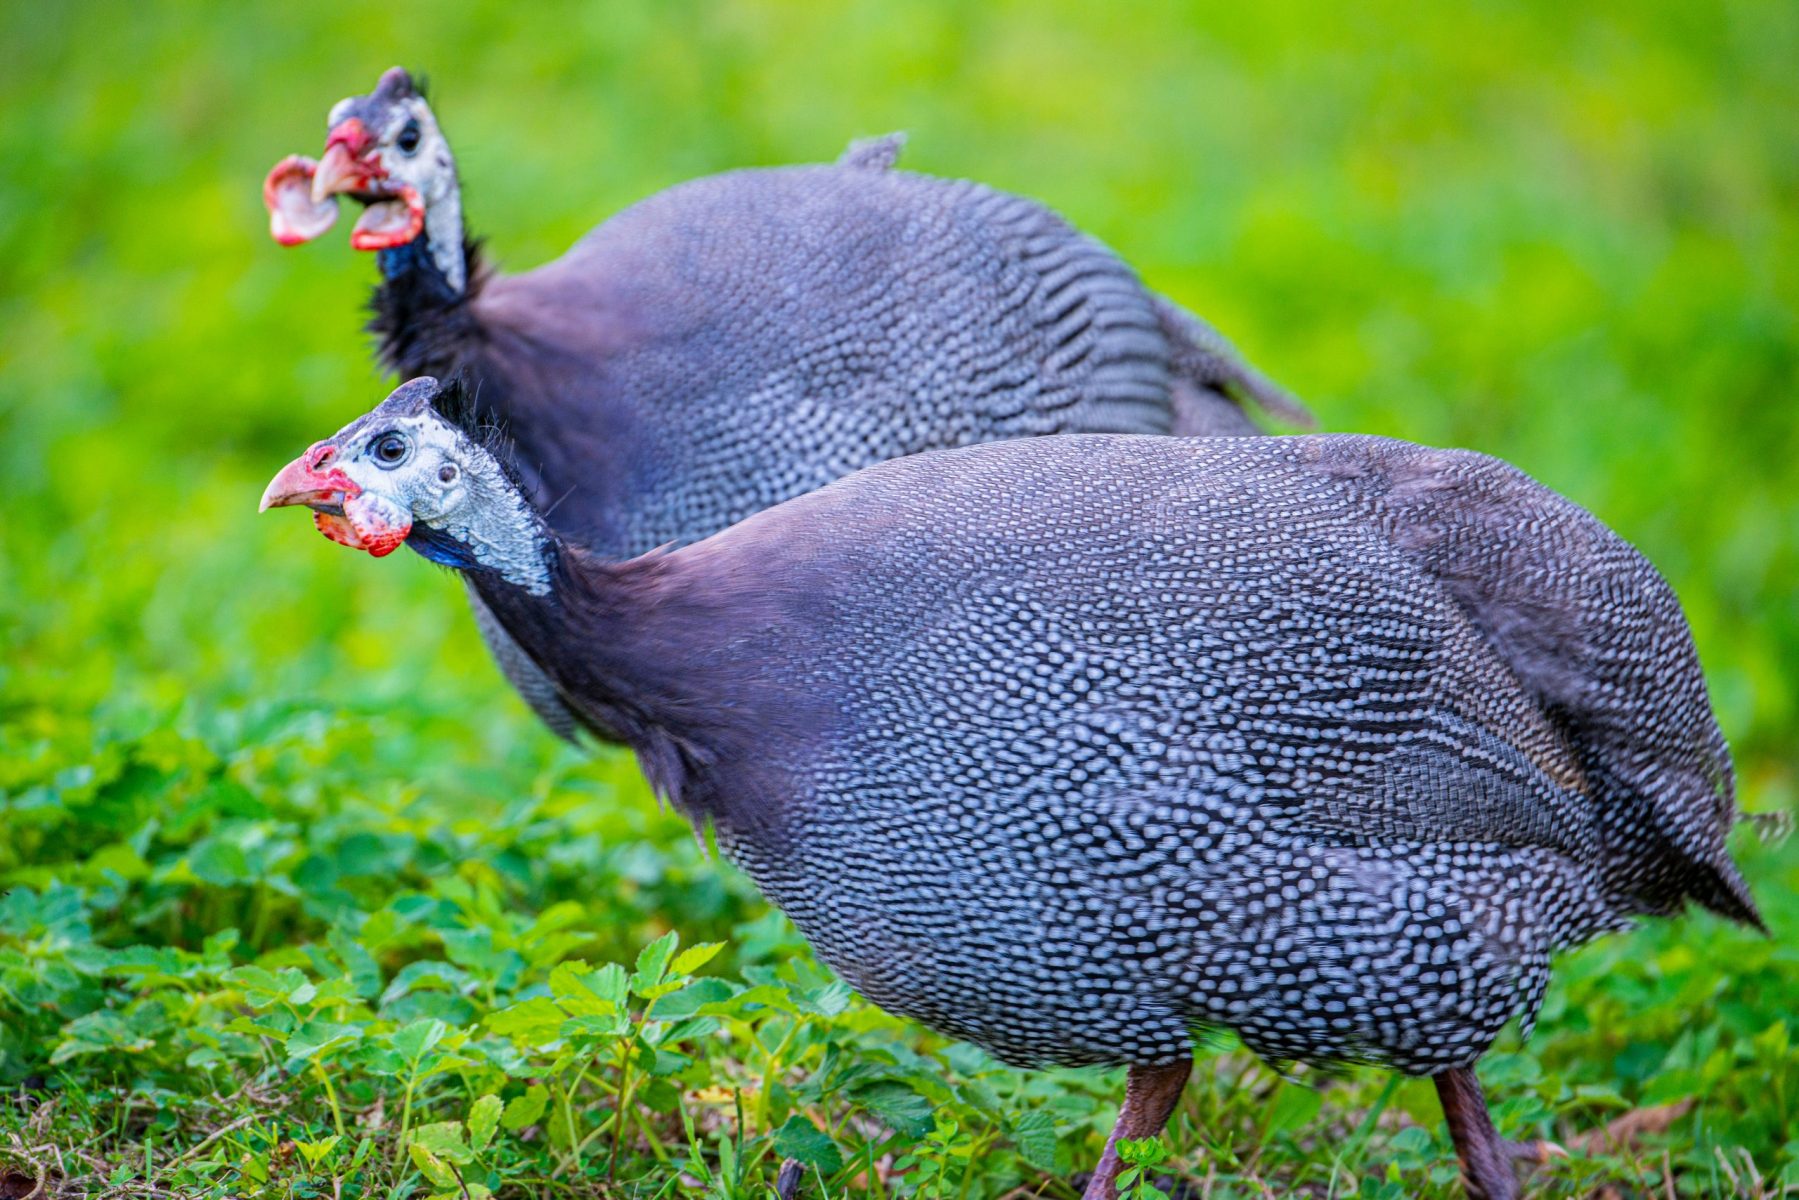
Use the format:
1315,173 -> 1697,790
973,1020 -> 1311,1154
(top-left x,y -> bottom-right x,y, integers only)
264,378 -> 1758,1200
264,66 -> 1309,739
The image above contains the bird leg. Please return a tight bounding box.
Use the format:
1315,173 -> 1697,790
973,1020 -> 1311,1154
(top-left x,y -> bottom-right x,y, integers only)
1081,1058 -> 1192,1200
1435,1067 -> 1563,1200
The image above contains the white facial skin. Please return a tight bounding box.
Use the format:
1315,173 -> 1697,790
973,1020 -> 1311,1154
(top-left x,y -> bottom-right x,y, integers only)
331,412 -> 550,593
327,91 -> 466,290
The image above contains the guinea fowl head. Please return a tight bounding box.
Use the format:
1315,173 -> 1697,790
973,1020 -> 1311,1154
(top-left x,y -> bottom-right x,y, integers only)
261,377 -> 548,592
264,67 -> 466,289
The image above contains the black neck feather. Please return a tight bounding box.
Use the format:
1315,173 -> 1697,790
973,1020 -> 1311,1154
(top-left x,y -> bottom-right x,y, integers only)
451,528 -> 815,838
461,543 -> 709,794
366,233 -> 486,382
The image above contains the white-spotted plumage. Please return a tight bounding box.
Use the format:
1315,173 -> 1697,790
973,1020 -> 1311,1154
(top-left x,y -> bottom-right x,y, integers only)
309,392 -> 1757,1083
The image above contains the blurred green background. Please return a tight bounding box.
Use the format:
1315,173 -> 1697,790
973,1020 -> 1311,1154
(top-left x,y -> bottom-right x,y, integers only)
2,2 -> 1796,1195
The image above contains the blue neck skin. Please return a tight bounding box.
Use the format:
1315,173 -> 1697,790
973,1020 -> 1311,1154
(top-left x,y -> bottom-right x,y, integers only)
405,520 -> 479,569
377,235 -> 438,284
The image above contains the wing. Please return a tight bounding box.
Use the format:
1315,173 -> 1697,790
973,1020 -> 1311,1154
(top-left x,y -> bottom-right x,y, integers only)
1151,295 -> 1313,435
1302,437 -> 1759,927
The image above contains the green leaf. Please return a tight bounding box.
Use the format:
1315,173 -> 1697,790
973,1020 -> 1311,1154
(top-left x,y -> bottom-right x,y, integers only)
502,1085 -> 549,1132
549,960 -> 628,1017
1264,1081 -> 1323,1137
773,1114 -> 842,1175
389,1018 -> 447,1063
669,942 -> 725,977
1008,1109 -> 1059,1172
328,927 -> 383,999
1753,1018 -> 1790,1062
408,1143 -> 458,1189
854,1080 -> 936,1140
224,1016 -> 290,1041
467,1095 -> 502,1153
647,976 -> 734,1019
293,1136 -> 340,1168
485,997 -> 564,1039
285,1020 -> 362,1064
410,1121 -> 472,1166
189,838 -> 252,885
792,979 -> 853,1017
631,930 -> 679,997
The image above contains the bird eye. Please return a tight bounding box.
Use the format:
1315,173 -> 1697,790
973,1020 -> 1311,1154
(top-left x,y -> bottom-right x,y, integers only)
372,432 -> 410,467
396,119 -> 422,155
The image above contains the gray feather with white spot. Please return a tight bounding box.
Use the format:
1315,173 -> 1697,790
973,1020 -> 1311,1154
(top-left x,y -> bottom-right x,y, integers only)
413,420 -> 1757,1076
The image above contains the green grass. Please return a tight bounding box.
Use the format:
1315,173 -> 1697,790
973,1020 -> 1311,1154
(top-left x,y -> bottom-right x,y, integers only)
2,1 -> 1797,1196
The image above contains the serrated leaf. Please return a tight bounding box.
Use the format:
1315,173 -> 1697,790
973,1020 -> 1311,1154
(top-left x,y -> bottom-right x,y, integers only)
410,1121 -> 472,1165
854,1080 -> 936,1139
390,1017 -> 447,1062
669,942 -> 725,977
485,997 -> 564,1039
550,960 -> 628,1017
468,1095 -> 502,1153
793,979 -> 853,1017
631,930 -> 679,997
328,927 -> 382,999
1008,1109 -> 1058,1171
503,1085 -> 549,1132
381,959 -> 475,1006
408,1143 -> 458,1188
285,1020 -> 361,1064
647,976 -> 734,1019
773,1114 -> 842,1174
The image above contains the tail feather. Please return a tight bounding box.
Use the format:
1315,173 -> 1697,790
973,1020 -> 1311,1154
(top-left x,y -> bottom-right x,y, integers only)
1699,856 -> 1767,932
1152,295 -> 1314,432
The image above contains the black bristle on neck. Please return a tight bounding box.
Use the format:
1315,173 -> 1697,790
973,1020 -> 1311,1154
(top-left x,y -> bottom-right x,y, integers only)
366,233 -> 486,382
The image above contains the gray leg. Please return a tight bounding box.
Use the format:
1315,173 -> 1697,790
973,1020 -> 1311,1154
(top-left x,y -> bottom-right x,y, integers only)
1439,1067 -> 1564,1200
1081,1059 -> 1192,1200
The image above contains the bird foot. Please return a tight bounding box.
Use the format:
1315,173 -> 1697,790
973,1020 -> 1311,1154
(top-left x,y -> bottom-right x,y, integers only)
774,1157 -> 805,1200
1506,1138 -> 1569,1167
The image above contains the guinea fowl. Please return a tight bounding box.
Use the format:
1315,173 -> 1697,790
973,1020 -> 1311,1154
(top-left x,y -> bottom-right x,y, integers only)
264,378 -> 1759,1200
264,66 -> 1309,739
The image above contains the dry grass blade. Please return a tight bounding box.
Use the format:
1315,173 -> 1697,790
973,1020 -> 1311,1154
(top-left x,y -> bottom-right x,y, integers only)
1568,1100 -> 1695,1156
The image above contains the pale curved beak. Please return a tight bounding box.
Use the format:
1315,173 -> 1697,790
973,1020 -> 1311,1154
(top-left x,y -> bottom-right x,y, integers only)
312,118 -> 377,202
311,141 -> 362,203
261,443 -> 411,557
260,442 -> 356,512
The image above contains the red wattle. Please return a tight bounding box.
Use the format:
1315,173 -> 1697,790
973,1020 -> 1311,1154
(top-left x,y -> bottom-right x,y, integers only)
348,186 -> 426,251
343,492 -> 413,558
263,155 -> 339,246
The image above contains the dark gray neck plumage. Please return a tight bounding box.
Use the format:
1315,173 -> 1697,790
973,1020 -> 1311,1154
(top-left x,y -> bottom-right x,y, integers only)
460,543 -> 725,810
412,479 -> 741,815
370,228 -> 483,382
376,188 -> 466,293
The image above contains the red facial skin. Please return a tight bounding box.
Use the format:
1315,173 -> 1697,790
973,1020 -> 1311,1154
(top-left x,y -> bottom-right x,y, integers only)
262,116 -> 425,250
314,511 -> 369,550
260,442 -> 412,558
342,493 -> 412,557
326,116 -> 375,157
348,186 -> 426,251
263,155 -> 338,246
